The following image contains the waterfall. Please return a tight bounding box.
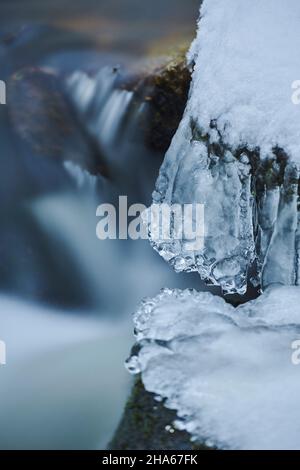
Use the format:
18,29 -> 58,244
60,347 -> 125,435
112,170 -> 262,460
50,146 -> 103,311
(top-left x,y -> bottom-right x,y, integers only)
65,65 -> 161,201
64,160 -> 98,193
66,67 -> 134,153
0,54 -> 206,450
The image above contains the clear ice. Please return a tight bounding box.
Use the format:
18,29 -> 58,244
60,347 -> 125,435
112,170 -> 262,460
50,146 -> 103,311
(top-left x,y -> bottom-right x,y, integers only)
145,0 -> 300,295
146,120 -> 255,294
147,114 -> 300,294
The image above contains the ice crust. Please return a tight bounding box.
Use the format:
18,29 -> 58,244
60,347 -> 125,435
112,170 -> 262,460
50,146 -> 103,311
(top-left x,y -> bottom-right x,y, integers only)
127,287 -> 300,450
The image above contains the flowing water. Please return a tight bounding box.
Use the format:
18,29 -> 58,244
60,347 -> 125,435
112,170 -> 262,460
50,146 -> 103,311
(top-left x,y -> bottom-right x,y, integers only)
0,11 -> 204,447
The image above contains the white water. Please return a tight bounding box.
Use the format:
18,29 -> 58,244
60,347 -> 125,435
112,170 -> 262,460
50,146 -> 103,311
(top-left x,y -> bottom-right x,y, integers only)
67,67 -> 134,153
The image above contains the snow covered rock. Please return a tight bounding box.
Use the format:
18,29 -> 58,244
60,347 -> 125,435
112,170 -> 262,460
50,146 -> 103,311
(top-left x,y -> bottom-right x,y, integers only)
127,286 -> 300,450
110,378 -> 210,450
146,0 -> 300,294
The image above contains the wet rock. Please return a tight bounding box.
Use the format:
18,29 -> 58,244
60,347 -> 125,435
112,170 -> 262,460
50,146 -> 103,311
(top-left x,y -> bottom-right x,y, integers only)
7,67 -> 108,176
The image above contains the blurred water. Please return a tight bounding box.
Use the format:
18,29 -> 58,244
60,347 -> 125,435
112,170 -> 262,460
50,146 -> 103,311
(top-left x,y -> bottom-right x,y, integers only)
0,1 -> 203,449
0,296 -> 132,450
0,0 -> 199,56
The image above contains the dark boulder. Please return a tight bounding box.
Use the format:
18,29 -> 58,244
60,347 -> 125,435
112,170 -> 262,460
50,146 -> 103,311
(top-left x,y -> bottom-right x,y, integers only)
7,66 -> 108,176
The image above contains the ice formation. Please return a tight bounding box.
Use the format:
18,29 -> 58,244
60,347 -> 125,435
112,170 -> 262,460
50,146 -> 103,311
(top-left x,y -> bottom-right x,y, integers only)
146,0 -> 300,294
127,287 -> 300,450
126,0 -> 300,450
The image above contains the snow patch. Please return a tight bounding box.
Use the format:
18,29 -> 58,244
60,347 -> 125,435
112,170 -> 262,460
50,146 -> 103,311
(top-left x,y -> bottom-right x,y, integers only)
189,0 -> 300,158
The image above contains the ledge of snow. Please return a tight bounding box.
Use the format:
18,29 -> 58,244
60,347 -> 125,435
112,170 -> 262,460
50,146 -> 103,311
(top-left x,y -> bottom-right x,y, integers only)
127,287 -> 300,450
188,0 -> 300,160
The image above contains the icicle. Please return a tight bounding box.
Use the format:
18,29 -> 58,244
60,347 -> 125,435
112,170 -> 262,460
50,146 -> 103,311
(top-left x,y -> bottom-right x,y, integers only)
146,117 -> 255,295
262,163 -> 299,288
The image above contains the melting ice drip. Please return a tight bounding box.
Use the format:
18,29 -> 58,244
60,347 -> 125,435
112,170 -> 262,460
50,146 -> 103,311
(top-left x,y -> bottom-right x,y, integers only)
145,0 -> 300,295
126,287 -> 300,450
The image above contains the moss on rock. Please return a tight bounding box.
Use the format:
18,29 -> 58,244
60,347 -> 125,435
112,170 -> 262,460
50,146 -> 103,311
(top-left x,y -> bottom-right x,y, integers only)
138,50 -> 192,153
109,378 -> 212,451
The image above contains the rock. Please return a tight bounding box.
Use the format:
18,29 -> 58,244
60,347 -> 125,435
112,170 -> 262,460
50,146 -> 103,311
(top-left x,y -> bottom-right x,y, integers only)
132,49 -> 192,153
7,67 -> 108,176
109,378 -> 212,451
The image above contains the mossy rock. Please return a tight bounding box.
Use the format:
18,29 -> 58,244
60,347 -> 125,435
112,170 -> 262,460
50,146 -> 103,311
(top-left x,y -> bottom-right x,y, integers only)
118,47 -> 191,154
109,378 -> 212,451
136,49 -> 192,153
